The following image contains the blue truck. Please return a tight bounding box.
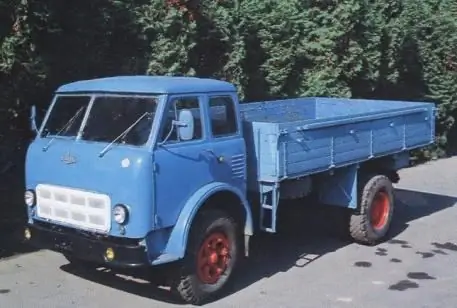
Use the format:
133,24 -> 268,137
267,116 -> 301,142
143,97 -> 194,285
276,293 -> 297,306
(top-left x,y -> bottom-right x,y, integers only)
23,76 -> 435,304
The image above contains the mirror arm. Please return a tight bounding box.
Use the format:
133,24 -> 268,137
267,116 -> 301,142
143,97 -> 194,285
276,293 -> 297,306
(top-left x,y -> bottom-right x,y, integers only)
30,105 -> 38,133
172,120 -> 188,128
159,123 -> 175,145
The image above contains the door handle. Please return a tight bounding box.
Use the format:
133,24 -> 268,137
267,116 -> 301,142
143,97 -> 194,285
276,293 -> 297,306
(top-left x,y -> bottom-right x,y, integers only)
203,149 -> 225,163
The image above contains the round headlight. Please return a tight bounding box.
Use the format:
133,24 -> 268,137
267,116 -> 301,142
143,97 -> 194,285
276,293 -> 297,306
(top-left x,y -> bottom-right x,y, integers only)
113,204 -> 129,224
25,190 -> 35,206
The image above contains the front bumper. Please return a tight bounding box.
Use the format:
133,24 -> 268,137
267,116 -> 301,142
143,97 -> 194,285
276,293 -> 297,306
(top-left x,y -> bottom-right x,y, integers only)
24,221 -> 150,268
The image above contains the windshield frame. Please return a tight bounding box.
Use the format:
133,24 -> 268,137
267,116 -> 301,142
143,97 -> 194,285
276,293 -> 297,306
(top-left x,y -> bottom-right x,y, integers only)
38,92 -> 164,149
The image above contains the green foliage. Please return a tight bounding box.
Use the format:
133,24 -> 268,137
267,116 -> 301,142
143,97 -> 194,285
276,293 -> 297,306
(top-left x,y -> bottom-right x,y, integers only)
3,0 -> 457,155
0,0 -> 45,137
136,0 -> 198,76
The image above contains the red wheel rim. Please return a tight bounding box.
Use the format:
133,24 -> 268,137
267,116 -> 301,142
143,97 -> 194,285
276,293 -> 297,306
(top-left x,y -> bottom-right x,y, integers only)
196,232 -> 231,284
370,191 -> 390,230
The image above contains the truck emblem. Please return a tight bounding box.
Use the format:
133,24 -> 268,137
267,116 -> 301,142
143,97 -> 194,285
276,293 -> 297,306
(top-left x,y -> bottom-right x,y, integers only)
61,152 -> 77,164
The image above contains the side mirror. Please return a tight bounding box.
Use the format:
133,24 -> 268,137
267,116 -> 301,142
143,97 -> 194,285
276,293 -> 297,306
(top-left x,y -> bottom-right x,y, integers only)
176,109 -> 194,141
30,105 -> 38,133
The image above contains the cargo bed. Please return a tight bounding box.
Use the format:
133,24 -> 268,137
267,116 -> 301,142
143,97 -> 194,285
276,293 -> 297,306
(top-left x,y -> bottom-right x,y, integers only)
240,97 -> 435,188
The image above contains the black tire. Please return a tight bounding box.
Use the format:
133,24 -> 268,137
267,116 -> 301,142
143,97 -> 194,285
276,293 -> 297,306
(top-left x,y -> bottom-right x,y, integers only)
172,209 -> 240,305
349,174 -> 395,245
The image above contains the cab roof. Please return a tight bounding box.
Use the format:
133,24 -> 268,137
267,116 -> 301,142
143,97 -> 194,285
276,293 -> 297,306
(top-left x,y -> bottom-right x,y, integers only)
56,75 -> 237,95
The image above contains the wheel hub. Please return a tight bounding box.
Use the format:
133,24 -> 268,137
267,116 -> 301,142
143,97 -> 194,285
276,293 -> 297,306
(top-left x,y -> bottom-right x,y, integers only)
197,232 -> 231,284
209,252 -> 218,264
371,191 -> 390,230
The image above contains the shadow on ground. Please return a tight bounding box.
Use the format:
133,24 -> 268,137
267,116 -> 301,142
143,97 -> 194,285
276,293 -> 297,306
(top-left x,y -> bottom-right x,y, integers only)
0,218 -> 37,260
58,187 -> 457,305
0,149 -> 38,260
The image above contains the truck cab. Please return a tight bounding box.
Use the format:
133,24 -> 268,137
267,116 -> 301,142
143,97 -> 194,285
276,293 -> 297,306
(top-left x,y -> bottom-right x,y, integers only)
24,76 -> 254,304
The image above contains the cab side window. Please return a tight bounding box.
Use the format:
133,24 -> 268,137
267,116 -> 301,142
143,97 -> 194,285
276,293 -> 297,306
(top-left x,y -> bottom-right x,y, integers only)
159,96 -> 203,143
208,96 -> 238,137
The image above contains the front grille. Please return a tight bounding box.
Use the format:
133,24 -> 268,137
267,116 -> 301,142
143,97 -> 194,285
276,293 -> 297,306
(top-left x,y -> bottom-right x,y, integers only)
36,184 -> 111,233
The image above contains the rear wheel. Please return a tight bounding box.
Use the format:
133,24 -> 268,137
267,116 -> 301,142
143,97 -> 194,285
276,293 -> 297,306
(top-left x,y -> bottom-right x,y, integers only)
172,209 -> 240,305
349,174 -> 395,245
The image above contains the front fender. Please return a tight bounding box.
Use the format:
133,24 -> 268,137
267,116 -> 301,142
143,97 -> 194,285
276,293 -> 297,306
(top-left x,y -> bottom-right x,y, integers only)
150,182 -> 253,265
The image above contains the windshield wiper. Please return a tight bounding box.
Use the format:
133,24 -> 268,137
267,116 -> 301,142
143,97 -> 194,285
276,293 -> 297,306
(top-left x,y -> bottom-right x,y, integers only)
42,106 -> 86,152
98,111 -> 151,157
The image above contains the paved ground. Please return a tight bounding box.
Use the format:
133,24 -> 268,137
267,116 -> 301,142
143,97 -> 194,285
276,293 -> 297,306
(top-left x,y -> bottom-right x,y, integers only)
2,157 -> 457,308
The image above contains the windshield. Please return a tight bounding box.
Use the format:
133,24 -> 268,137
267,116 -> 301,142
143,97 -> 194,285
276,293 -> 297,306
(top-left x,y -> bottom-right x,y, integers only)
41,96 -> 91,138
41,94 -> 158,146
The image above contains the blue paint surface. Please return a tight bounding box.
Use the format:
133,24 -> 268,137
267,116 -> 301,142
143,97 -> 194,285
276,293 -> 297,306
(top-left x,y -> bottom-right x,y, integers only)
151,182 -> 254,265
56,75 -> 236,95
25,76 -> 437,265
26,138 -> 154,238
240,97 -> 435,189
318,164 -> 359,209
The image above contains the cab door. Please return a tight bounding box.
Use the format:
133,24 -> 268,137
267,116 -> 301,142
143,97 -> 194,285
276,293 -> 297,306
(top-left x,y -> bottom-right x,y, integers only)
152,94 -> 212,228
204,93 -> 247,193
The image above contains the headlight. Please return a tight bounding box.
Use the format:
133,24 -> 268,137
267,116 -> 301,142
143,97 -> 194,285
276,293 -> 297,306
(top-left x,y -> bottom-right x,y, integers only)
25,190 -> 35,206
113,204 -> 129,224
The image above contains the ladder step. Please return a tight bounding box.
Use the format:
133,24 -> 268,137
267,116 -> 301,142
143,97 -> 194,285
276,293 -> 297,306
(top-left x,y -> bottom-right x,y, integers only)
259,183 -> 279,233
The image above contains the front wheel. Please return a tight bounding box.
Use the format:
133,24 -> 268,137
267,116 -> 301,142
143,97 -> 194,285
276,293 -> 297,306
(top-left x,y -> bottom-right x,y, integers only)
172,209 -> 240,305
349,174 -> 395,245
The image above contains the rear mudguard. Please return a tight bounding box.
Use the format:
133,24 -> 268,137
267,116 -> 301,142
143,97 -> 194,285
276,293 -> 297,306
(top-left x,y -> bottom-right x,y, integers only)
150,182 -> 254,265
